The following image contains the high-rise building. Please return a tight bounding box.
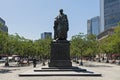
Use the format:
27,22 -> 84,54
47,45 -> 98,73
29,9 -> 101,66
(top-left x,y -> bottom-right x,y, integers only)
100,0 -> 120,32
100,0 -> 104,33
41,32 -> 52,39
87,20 -> 92,35
0,17 -> 8,32
87,16 -> 100,36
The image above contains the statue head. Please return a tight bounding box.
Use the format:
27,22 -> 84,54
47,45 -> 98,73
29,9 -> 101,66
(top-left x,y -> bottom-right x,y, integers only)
59,9 -> 63,14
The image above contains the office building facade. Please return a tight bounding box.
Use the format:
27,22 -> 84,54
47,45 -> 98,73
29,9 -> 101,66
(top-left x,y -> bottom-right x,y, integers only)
87,16 -> 100,36
87,20 -> 92,35
41,32 -> 52,39
100,0 -> 120,32
0,17 -> 8,32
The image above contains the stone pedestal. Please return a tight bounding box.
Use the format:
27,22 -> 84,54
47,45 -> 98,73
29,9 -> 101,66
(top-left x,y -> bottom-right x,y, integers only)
49,40 -> 72,67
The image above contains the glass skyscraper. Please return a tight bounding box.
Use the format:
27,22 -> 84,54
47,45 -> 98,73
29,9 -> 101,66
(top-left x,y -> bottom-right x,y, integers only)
41,32 -> 52,39
87,16 -> 100,36
100,0 -> 120,31
0,17 -> 8,32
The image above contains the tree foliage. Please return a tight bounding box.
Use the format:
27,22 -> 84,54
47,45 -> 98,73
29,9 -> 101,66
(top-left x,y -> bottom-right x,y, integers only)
0,31 -> 52,59
70,33 -> 97,58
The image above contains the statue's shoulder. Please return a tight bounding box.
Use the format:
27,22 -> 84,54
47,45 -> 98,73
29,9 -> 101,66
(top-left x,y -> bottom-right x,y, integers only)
64,14 -> 67,18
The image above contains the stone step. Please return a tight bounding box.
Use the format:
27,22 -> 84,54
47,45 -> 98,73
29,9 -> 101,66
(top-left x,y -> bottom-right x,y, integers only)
34,69 -> 87,72
19,72 -> 102,76
19,66 -> 102,77
41,66 -> 79,69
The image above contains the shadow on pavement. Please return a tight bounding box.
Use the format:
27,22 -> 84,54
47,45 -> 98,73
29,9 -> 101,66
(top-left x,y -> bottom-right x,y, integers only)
0,69 -> 12,74
0,68 -> 20,74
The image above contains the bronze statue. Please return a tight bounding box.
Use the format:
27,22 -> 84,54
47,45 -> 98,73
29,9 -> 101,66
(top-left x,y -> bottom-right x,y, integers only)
54,9 -> 69,40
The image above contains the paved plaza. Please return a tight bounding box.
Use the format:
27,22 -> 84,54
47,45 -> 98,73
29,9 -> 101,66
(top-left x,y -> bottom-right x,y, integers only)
0,61 -> 120,80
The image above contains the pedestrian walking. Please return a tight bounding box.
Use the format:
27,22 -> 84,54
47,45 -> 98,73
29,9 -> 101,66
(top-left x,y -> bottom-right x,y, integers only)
33,58 -> 37,68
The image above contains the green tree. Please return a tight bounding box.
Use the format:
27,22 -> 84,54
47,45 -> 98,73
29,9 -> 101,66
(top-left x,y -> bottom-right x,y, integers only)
34,38 -> 52,60
99,37 -> 111,63
71,33 -> 87,65
85,34 -> 98,61
110,24 -> 120,64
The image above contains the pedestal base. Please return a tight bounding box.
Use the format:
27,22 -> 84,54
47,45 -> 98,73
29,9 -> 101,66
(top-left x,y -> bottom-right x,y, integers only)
49,40 -> 72,67
49,60 -> 72,67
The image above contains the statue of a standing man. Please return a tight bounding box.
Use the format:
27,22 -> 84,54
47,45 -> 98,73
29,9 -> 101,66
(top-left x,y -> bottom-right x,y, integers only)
54,9 -> 69,40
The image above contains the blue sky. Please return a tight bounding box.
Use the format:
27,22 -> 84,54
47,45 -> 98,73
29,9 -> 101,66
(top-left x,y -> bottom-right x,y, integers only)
0,0 -> 99,40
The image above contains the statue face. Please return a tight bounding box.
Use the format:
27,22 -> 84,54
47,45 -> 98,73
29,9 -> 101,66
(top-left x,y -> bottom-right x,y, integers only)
59,9 -> 63,14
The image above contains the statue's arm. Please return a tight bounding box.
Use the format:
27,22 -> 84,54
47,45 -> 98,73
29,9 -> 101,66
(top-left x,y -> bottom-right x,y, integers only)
54,18 -> 58,30
65,15 -> 69,31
